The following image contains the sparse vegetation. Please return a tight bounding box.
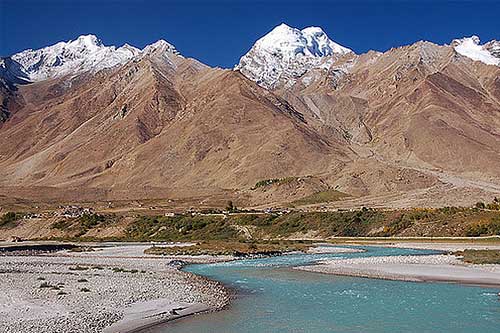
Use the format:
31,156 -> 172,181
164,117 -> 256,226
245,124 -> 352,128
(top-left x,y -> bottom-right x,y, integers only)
69,246 -> 95,252
475,202 -> 486,209
39,282 -> 60,290
252,177 -> 300,189
111,267 -> 139,273
455,249 -> 500,264
68,265 -> 104,271
474,198 -> 500,211
120,207 -> 500,241
465,216 -> 500,236
5,200 -> 500,242
145,240 -> 312,257
79,213 -> 105,229
51,213 -> 116,237
232,209 -> 385,237
69,265 -> 89,271
51,220 -> 73,230
74,213 -> 107,237
290,190 -> 350,206
125,215 -> 240,241
0,212 -> 23,227
226,200 -> 237,212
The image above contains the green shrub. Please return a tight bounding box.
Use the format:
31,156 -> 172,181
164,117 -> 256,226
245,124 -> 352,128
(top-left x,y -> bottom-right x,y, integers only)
0,212 -> 23,227
39,282 -> 60,290
252,177 -> 299,189
51,220 -> 73,230
79,213 -> 105,228
69,265 -> 89,271
226,201 -> 236,212
465,217 -> 500,236
487,216 -> 500,235
125,215 -> 240,241
475,202 -> 486,209
455,250 -> 500,264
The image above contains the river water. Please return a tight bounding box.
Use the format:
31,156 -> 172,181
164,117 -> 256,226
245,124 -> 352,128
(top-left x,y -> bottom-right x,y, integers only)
145,246 -> 500,333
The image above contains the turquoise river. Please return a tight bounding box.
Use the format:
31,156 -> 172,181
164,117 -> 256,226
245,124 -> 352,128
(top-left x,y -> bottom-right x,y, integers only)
145,246 -> 500,333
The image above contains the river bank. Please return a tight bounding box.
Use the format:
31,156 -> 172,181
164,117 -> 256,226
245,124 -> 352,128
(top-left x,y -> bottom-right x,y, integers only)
296,245 -> 500,287
0,244 -> 230,333
2,241 -> 500,332
0,243 -> 370,332
152,244 -> 500,333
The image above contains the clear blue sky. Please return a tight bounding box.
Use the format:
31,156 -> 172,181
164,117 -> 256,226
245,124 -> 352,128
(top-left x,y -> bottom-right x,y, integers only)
1,0 -> 499,68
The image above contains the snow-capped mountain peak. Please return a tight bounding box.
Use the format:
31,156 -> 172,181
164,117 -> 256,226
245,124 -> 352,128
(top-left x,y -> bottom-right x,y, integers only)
236,23 -> 352,89
452,36 -> 500,66
3,35 -> 179,82
142,39 -> 178,55
118,43 -> 141,55
70,34 -> 104,49
251,23 -> 351,60
484,40 -> 500,58
301,26 -> 352,56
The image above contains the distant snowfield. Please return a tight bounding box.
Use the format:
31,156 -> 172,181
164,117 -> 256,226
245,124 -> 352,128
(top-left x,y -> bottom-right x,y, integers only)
5,35 -> 178,82
453,36 -> 500,66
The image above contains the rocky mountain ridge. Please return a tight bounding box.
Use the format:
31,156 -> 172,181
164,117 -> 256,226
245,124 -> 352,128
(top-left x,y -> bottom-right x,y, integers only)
1,35 -> 179,83
1,25 -> 499,208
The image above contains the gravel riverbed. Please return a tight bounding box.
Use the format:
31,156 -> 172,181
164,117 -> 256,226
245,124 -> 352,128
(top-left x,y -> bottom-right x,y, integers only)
0,248 -> 230,333
296,254 -> 500,287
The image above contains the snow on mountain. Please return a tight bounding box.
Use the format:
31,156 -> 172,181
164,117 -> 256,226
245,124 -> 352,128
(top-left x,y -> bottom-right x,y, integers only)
3,35 -> 178,82
142,39 -> 179,55
452,36 -> 500,66
235,23 -> 353,89
484,40 -> 500,59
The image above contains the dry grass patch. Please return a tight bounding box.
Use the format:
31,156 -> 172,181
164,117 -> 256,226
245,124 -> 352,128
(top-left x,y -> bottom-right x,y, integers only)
145,240 -> 312,257
290,190 -> 350,206
455,249 -> 500,264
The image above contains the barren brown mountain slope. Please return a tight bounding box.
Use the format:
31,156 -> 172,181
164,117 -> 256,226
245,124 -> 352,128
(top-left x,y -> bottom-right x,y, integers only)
1,37 -> 499,208
0,49 -> 353,204
265,41 -> 500,206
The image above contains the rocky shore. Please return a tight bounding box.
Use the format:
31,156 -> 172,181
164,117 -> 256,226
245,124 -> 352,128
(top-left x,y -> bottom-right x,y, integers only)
306,244 -> 365,254
0,245 -> 230,333
296,253 -> 500,287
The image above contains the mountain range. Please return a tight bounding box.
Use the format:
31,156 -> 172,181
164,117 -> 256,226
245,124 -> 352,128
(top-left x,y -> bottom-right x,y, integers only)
1,24 -> 499,209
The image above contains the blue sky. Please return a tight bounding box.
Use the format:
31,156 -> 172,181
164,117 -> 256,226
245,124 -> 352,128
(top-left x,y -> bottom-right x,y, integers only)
1,0 -> 499,68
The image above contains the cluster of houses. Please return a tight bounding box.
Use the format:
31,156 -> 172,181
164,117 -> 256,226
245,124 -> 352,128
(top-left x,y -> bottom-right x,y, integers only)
21,213 -> 43,219
57,206 -> 94,218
